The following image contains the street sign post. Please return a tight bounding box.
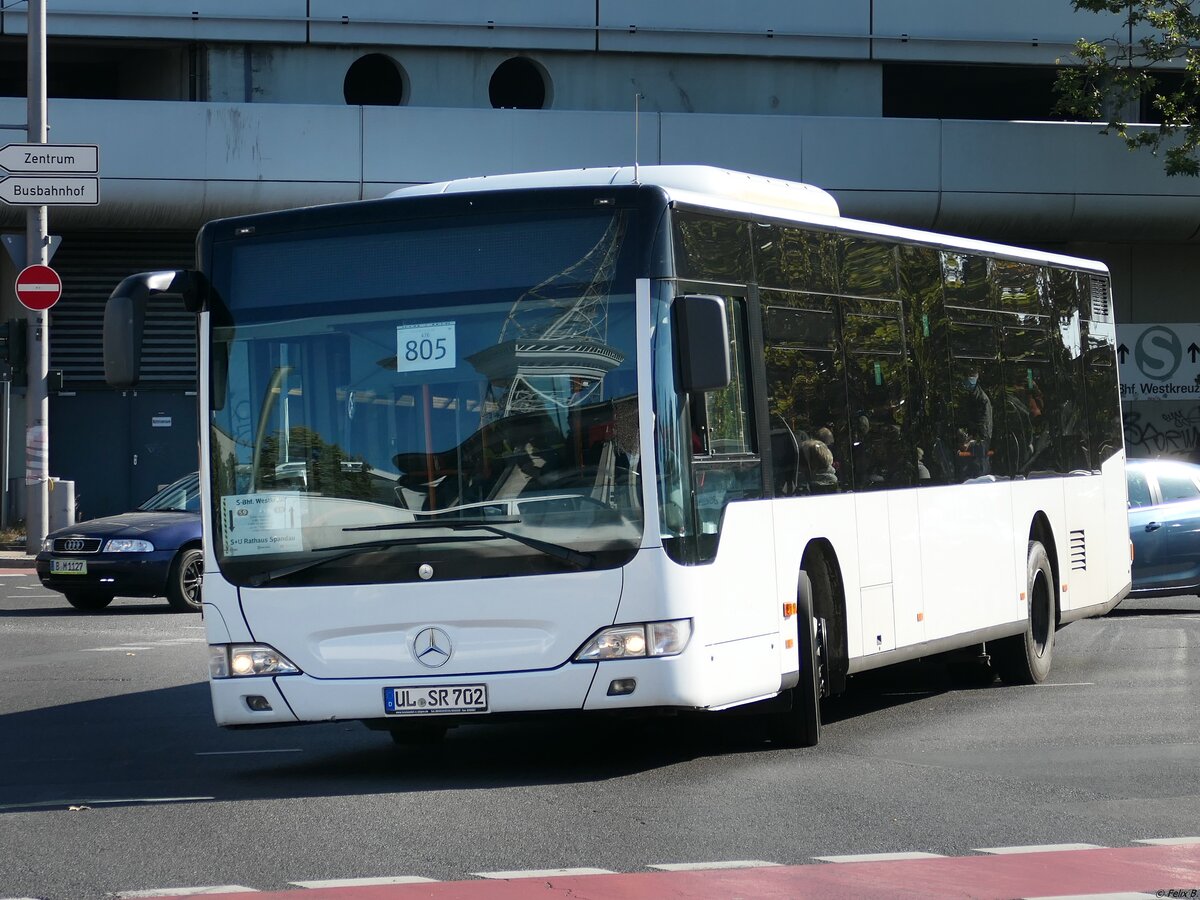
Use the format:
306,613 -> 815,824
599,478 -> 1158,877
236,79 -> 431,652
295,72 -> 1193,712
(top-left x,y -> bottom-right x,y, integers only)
15,264 -> 62,311
0,175 -> 98,206
0,143 -> 98,174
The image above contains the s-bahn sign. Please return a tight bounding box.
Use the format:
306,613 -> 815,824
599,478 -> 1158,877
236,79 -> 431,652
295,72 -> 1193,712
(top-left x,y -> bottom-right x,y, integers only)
1116,323 -> 1200,403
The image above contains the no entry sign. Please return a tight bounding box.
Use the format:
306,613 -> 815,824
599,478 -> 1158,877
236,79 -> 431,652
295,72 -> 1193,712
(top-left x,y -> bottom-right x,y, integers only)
15,264 -> 61,311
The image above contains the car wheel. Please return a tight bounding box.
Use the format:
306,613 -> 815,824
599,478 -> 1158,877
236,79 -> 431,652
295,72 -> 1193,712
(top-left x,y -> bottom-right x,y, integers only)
64,591 -> 114,611
166,547 -> 204,612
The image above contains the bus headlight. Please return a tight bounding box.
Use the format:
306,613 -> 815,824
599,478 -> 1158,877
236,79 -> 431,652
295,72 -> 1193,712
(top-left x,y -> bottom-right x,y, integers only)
573,619 -> 693,661
209,644 -> 301,678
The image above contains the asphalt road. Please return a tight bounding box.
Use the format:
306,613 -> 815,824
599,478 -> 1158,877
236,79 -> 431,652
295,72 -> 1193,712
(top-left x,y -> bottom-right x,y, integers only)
0,573 -> 1197,899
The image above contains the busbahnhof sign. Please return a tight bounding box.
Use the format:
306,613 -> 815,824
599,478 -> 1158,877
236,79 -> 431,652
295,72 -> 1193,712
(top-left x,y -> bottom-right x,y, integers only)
1116,323 -> 1200,402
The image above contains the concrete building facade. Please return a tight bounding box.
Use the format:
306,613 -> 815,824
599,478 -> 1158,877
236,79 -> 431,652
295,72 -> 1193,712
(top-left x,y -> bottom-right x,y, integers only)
0,2 -> 1196,517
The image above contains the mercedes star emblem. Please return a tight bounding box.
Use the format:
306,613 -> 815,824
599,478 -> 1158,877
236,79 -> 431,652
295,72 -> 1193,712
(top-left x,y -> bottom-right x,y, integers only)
413,627 -> 452,668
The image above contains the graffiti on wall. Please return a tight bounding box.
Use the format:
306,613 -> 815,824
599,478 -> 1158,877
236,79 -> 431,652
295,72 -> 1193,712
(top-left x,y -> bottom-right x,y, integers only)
1124,402 -> 1200,458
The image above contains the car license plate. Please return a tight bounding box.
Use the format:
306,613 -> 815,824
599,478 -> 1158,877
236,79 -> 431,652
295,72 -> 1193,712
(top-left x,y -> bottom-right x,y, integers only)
50,559 -> 87,575
384,684 -> 488,716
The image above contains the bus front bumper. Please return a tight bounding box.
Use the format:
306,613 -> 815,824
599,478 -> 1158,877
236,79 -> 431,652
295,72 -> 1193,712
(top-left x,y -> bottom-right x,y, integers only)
209,655 -> 706,727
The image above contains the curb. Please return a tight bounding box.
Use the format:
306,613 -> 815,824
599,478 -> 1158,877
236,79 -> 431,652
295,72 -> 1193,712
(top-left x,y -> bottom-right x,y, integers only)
0,555 -> 36,569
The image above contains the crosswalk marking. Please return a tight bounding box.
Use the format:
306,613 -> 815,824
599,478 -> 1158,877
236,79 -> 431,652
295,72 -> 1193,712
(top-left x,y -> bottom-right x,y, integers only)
814,851 -> 945,862
473,868 -> 615,879
115,888 -> 258,897
648,860 -> 781,871
290,877 -> 437,888
975,843 -> 1104,854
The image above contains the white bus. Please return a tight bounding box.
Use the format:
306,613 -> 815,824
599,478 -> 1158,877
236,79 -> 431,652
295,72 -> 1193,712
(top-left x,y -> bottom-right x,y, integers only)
104,166 -> 1130,747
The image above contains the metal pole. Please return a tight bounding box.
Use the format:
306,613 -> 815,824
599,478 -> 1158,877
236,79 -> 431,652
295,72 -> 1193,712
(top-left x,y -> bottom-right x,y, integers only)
25,0 -> 49,554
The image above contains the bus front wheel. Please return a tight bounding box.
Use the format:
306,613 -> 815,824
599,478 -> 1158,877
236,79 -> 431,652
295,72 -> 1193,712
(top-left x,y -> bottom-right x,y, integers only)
769,571 -> 822,748
993,540 -> 1055,685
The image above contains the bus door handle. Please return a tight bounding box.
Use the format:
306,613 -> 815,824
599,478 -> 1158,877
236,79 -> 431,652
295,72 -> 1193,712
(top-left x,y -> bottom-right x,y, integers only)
1145,521 -> 1162,532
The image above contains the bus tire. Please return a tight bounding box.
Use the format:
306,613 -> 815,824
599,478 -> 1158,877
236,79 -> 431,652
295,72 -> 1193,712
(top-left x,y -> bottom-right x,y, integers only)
769,572 -> 822,748
64,591 -> 114,611
993,540 -> 1055,685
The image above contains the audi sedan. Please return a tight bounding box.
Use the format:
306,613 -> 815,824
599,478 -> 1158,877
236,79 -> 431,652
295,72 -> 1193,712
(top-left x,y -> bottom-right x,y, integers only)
1127,458 -> 1200,598
36,472 -> 203,612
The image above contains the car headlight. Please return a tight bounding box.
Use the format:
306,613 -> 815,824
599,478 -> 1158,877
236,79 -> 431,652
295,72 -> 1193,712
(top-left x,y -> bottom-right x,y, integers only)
41,537 -> 53,552
573,619 -> 693,661
209,644 -> 301,678
104,538 -> 155,553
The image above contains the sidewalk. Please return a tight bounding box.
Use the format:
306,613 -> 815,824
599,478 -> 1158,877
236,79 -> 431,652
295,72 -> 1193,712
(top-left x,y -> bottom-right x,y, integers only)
0,548 -> 37,568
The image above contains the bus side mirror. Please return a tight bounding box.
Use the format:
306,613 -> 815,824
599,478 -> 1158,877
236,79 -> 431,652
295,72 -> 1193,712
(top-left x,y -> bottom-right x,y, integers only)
103,270 -> 204,388
674,294 -> 731,393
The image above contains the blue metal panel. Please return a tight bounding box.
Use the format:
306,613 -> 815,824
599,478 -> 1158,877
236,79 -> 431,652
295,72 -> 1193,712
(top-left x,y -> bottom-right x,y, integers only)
308,1 -> 595,50
3,1 -> 307,42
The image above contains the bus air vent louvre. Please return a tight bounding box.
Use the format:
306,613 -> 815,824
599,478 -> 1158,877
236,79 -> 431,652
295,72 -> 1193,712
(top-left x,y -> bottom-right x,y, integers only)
1070,529 -> 1087,571
1089,276 -> 1112,322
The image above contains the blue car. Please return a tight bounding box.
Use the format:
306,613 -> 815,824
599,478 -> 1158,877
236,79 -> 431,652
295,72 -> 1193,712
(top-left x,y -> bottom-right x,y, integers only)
1127,458 -> 1200,598
36,472 -> 203,612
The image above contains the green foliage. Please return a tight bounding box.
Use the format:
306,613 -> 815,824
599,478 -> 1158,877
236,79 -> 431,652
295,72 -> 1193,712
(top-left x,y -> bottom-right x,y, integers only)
1055,0 -> 1200,176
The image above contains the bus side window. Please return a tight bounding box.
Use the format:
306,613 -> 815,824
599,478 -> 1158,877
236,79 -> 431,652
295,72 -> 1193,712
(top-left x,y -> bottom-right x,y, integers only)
760,290 -> 847,496
841,297 -> 911,490
690,297 -> 762,535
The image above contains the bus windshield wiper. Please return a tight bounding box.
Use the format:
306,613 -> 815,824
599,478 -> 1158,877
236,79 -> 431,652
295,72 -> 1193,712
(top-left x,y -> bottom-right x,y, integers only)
344,518 -> 594,568
243,534 -> 497,587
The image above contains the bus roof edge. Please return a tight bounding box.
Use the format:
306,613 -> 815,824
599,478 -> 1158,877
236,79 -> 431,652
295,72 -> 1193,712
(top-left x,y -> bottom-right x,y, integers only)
387,165 -> 841,219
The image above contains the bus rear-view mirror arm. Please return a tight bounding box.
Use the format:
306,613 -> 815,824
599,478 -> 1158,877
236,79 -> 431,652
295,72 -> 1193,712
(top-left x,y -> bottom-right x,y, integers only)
674,294 -> 731,394
103,269 -> 208,388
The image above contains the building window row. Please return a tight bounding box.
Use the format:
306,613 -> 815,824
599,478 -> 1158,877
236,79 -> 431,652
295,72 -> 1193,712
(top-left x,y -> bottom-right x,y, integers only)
344,53 -> 549,109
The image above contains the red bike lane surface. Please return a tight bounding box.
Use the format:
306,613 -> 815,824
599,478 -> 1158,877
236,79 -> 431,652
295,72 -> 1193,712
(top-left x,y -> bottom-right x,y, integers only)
139,844 -> 1200,899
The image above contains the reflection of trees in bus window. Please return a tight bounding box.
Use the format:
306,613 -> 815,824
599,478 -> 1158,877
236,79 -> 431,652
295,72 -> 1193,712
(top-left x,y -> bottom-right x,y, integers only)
942,252 -> 993,308
1044,268 -> 1091,472
898,244 -> 949,485
842,299 -> 910,490
992,259 -> 1040,315
754,224 -> 840,294
840,238 -> 897,299
673,212 -> 753,283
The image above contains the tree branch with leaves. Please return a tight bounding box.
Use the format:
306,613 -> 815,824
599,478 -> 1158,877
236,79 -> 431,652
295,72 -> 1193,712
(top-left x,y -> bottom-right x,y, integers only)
1055,0 -> 1200,176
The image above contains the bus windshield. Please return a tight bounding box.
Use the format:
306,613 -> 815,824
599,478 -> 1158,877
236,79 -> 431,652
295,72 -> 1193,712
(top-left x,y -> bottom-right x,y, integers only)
209,207 -> 643,586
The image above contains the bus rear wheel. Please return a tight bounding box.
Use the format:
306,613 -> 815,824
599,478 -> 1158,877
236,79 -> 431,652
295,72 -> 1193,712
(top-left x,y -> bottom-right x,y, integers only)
769,572 -> 822,748
993,540 -> 1055,685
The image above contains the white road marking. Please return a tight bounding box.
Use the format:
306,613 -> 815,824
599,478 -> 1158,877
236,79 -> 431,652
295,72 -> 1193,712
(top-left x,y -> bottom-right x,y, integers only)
290,877 -> 437,888
195,749 -> 302,756
0,795 -> 214,811
974,843 -> 1104,854
813,852 -> 945,863
473,868 -> 615,879
116,888 -> 258,897
648,860 -> 781,871
1032,683 -> 1095,688
82,646 -> 153,652
1132,836 -> 1200,845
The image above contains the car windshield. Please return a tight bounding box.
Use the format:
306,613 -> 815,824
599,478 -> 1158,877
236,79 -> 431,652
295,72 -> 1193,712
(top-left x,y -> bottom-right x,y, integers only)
208,206 -> 644,587
138,472 -> 202,512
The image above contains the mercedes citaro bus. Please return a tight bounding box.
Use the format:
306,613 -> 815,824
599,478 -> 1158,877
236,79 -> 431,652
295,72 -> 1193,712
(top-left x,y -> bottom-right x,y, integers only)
103,166 -> 1130,747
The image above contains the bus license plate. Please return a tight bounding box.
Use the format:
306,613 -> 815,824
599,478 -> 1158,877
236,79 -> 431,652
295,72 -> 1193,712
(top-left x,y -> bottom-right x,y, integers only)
50,559 -> 87,575
384,684 -> 488,716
